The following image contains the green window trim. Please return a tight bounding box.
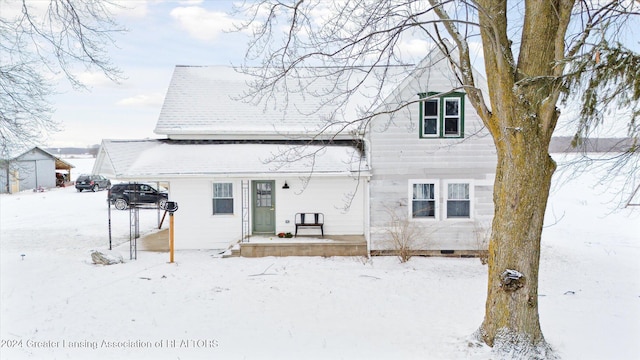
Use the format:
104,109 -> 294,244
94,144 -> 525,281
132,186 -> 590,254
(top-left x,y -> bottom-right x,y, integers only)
418,91 -> 465,138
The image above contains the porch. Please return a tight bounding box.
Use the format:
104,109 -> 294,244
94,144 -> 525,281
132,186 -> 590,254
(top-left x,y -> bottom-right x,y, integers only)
137,230 -> 368,257
237,235 -> 367,257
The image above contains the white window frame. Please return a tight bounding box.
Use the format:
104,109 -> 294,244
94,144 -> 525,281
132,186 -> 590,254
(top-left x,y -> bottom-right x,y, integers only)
408,179 -> 439,220
212,182 -> 234,215
422,98 -> 440,137
444,180 -> 474,220
442,97 -> 461,137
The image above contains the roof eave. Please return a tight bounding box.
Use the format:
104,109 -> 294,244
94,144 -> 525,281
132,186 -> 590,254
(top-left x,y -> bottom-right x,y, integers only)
157,131 -> 361,141
111,170 -> 371,181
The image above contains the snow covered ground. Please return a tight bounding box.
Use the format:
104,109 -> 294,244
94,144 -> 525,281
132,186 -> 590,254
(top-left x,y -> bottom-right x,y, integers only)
0,156 -> 638,360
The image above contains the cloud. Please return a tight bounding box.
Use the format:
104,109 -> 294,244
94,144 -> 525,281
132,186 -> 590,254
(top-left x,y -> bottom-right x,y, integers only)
75,71 -> 119,87
170,6 -> 236,42
397,38 -> 434,62
116,93 -> 165,107
106,1 -> 151,18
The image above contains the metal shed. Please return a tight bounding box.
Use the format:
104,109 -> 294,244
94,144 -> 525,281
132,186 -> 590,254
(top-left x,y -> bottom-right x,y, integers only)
0,147 -> 75,193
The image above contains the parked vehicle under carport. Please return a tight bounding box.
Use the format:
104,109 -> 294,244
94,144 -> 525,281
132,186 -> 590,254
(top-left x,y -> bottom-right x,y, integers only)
108,183 -> 168,210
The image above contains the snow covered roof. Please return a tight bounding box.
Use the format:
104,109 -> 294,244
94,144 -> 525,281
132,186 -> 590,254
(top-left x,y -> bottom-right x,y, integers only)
94,139 -> 368,180
154,65 -> 412,140
92,139 -> 160,178
10,146 -> 75,170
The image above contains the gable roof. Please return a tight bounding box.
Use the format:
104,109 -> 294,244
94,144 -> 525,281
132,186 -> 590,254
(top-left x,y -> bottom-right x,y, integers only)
154,65 -> 413,140
371,43 -> 490,118
10,147 -> 75,170
92,139 -> 160,177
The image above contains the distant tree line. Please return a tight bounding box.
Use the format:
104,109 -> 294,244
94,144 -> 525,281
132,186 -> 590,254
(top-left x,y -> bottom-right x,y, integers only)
45,145 -> 100,157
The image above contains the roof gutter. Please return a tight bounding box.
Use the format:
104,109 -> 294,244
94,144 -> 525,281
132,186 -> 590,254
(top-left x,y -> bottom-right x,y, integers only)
111,170 -> 371,182
161,132 -> 362,141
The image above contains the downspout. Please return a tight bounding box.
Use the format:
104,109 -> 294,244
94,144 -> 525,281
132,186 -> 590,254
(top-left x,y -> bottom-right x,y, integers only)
363,136 -> 372,257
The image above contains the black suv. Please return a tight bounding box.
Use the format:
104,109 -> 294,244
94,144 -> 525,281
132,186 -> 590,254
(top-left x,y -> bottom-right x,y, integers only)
108,183 -> 168,210
75,174 -> 111,192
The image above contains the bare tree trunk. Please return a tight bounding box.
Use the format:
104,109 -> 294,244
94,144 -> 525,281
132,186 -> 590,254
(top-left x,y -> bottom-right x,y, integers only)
470,2 -> 570,355
478,133 -> 556,356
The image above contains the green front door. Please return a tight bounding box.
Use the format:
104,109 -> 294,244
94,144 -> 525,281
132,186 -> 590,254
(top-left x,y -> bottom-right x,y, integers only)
253,180 -> 275,234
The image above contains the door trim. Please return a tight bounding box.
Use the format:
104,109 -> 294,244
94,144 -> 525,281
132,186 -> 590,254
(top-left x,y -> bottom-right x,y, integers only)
251,180 -> 276,234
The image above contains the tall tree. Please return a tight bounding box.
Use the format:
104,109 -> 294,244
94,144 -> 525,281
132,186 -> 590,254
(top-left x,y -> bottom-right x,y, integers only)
236,0 -> 639,357
0,0 -> 122,158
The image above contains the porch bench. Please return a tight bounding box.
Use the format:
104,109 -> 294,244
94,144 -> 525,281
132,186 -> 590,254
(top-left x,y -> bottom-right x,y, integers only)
295,213 -> 324,237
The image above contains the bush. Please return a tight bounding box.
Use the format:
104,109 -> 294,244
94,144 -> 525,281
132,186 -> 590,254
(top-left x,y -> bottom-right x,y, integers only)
385,207 -> 420,263
474,221 -> 490,265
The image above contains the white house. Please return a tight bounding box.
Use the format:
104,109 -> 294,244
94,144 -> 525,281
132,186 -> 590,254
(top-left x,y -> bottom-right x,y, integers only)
94,66 -> 371,252
94,46 -> 496,256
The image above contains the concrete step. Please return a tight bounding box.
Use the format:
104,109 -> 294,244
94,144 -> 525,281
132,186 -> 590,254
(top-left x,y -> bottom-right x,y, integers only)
239,240 -> 367,257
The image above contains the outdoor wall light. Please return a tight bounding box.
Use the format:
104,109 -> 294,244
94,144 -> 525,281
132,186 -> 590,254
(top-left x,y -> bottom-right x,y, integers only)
282,181 -> 290,189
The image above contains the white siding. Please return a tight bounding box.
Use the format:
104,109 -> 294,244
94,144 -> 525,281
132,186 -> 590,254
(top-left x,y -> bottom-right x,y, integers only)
275,177 -> 365,236
168,176 -> 366,250
170,178 -> 240,250
367,51 -> 496,251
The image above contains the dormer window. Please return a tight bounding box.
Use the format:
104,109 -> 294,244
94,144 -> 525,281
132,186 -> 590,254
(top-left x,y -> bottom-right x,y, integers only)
419,92 -> 465,138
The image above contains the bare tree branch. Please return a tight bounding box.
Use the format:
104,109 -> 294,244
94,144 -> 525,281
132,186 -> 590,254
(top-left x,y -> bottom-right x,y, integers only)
0,0 -> 123,157
234,1 -> 639,355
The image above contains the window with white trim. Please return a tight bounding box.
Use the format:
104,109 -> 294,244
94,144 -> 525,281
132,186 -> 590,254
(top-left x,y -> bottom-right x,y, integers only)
411,182 -> 437,219
419,92 -> 465,138
212,183 -> 233,215
446,183 -> 471,218
443,98 -> 461,136
423,98 -> 439,136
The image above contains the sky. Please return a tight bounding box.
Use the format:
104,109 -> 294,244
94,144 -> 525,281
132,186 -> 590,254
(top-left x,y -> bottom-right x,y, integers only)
40,0 -> 436,149
45,0 -> 253,148
10,0 -> 638,149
